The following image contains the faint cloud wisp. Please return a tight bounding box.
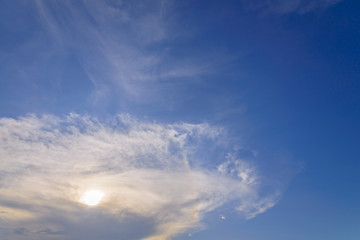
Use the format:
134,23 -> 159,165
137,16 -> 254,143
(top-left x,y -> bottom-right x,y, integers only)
33,0 -> 216,104
243,0 -> 343,15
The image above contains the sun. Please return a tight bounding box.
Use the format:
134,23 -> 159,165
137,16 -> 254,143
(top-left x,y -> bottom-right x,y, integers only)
80,190 -> 104,206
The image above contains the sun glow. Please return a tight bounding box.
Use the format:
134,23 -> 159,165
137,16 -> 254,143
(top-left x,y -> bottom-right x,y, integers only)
80,190 -> 104,206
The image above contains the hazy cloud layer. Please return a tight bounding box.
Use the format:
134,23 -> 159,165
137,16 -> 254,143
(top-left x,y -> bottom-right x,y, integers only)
0,114 -> 280,240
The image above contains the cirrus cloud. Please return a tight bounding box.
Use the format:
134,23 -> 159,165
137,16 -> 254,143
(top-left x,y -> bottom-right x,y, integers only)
243,0 -> 343,15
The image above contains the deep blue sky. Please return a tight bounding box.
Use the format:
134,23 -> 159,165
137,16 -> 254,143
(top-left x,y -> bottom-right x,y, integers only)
0,0 -> 359,240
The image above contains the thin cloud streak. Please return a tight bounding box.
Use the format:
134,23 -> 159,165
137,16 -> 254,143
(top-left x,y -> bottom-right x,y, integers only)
0,114 -> 281,240
243,0 -> 343,15
33,0 -> 218,103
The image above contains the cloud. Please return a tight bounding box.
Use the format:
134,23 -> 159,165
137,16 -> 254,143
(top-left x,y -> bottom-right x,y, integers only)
0,114 -> 281,240
33,0 -> 219,103
243,0 -> 343,15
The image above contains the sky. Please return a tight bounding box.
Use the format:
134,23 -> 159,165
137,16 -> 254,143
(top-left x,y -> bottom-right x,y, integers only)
0,0 -> 359,240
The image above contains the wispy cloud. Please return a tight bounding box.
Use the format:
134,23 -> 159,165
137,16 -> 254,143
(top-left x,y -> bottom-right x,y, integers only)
0,114 -> 281,240
243,0 -> 343,15
33,0 -> 221,103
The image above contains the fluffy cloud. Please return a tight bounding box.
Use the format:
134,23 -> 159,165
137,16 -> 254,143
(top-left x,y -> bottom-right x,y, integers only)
0,114 -> 280,240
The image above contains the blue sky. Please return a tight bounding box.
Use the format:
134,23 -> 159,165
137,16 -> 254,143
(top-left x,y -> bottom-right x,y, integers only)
0,0 -> 359,239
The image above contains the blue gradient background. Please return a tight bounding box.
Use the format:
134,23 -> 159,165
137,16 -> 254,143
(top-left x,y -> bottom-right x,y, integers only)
0,0 -> 359,239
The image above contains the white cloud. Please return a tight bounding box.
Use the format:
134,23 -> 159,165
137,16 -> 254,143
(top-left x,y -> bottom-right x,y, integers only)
0,114 -> 281,240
